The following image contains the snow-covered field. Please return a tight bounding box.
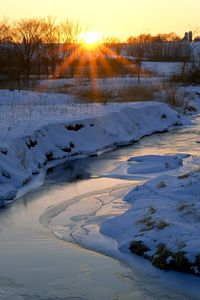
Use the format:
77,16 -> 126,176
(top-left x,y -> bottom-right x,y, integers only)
38,76 -> 160,91
0,79 -> 160,140
142,61 -> 182,76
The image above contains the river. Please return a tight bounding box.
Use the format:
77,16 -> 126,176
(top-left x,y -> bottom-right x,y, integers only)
0,114 -> 200,300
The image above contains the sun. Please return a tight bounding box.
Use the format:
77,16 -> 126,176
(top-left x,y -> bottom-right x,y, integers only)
79,31 -> 102,49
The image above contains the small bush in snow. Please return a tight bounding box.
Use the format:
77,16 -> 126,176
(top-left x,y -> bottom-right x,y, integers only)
129,241 -> 150,256
148,207 -> 157,214
156,220 -> 169,230
156,181 -> 167,188
77,84 -> 157,103
162,80 -> 189,107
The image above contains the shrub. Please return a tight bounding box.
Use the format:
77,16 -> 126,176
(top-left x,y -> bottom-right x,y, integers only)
77,84 -> 157,103
129,240 -> 150,256
152,244 -> 172,270
156,220 -> 169,230
171,62 -> 200,84
148,207 -> 157,214
170,251 -> 192,273
162,80 -> 188,107
156,181 -> 167,188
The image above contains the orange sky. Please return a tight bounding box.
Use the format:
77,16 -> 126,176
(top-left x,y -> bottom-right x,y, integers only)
0,0 -> 199,39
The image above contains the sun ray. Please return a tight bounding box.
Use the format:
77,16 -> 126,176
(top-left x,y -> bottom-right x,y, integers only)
35,32 -> 134,97
88,56 -> 100,100
56,46 -> 80,77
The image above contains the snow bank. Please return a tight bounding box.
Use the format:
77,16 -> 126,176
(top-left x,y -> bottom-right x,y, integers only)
0,101 -> 181,205
0,87 -> 157,140
102,154 -> 188,180
101,154 -> 200,276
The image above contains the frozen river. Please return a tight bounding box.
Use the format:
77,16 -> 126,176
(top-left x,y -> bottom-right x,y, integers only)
0,114 -> 200,299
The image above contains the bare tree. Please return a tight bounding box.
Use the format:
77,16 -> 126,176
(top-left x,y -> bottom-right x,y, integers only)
127,34 -> 151,83
127,32 -> 184,64
101,36 -> 122,59
60,20 -> 81,76
151,32 -> 180,43
0,18 -> 12,43
41,17 -> 61,78
0,18 -> 16,80
11,18 -> 46,80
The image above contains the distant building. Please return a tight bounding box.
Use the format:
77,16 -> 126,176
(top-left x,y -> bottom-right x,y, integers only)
189,31 -> 193,42
182,31 -> 193,42
182,32 -> 189,42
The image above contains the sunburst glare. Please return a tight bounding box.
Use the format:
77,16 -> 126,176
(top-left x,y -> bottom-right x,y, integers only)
79,31 -> 102,49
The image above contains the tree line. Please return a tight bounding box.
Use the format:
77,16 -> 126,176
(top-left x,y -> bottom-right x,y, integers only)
0,17 -> 197,82
126,32 -> 195,62
0,17 -> 82,80
125,32 -> 197,83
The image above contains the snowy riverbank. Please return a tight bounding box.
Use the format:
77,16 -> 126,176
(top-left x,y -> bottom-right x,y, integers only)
0,100 -> 182,205
101,154 -> 200,276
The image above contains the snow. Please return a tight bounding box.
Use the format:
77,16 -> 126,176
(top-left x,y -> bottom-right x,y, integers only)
0,90 -> 182,205
142,61 -> 182,76
0,84 -> 158,140
127,154 -> 188,173
38,76 -> 160,91
100,154 -> 200,275
102,154 -> 189,180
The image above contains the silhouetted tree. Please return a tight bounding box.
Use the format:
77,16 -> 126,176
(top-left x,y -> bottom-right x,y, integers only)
127,34 -> 151,83
0,18 -> 17,79
103,36 -> 121,56
11,18 -> 46,79
60,20 -> 81,76
0,18 -> 12,43
41,17 -> 61,78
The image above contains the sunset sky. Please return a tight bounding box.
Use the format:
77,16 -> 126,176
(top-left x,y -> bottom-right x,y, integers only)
0,0 -> 199,39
